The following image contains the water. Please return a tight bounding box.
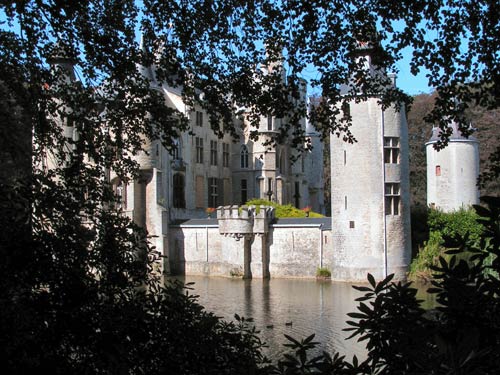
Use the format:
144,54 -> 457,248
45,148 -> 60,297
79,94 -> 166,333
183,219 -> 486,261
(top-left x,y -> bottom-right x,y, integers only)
176,276 -> 371,361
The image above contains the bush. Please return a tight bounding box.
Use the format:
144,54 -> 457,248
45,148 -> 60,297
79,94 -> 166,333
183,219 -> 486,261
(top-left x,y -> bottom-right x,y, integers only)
409,208 -> 485,279
245,199 -> 324,218
316,267 -> 331,277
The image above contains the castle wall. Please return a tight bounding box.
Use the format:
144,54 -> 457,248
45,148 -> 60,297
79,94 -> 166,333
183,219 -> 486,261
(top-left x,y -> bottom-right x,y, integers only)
168,219 -> 331,278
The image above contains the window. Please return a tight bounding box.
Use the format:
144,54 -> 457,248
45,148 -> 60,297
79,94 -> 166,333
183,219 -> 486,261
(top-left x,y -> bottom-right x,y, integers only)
384,137 -> 400,164
240,145 -> 249,168
156,170 -> 163,203
112,180 -> 126,210
195,137 -> 203,164
241,179 -> 248,204
222,143 -> 229,167
267,177 -> 274,200
341,101 -> 350,119
278,151 -> 284,174
294,181 -> 300,208
385,183 -> 401,215
208,177 -> 218,208
195,111 -> 203,127
195,176 -> 204,208
345,196 -> 347,210
436,165 -> 441,176
210,140 -> 218,166
173,173 -> 185,208
173,139 -> 181,160
267,116 -> 273,131
344,150 -> 346,165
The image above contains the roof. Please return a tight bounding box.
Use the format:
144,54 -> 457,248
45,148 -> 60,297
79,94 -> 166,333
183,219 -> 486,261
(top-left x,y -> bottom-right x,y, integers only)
427,120 -> 478,144
170,217 -> 332,231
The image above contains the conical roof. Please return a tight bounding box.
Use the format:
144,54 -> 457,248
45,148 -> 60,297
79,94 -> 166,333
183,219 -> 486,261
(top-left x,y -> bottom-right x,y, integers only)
427,120 -> 478,144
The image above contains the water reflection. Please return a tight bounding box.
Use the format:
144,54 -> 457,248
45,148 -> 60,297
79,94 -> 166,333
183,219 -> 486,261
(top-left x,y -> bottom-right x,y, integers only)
176,276 -> 368,361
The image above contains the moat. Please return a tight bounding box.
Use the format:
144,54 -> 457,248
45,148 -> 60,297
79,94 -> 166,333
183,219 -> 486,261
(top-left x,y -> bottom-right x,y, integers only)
170,276 -> 400,360
176,276 -> 434,361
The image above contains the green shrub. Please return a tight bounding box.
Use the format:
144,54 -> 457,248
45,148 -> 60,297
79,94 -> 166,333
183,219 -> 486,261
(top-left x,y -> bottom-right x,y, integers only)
245,199 -> 324,218
409,208 -> 485,279
316,267 -> 331,277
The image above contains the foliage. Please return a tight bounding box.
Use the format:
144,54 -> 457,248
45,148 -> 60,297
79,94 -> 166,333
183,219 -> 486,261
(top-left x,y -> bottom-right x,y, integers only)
316,267 -> 332,278
427,207 -> 484,244
1,1 -> 499,374
265,197 -> 500,374
246,199 -> 324,218
409,208 -> 485,278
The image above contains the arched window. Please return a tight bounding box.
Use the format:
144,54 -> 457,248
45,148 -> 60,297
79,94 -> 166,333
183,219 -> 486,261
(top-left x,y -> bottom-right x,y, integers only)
240,145 -> 249,169
173,173 -> 185,208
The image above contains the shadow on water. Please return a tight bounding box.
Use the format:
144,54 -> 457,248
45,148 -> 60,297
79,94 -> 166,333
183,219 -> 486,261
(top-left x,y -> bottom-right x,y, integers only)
172,276 -> 370,361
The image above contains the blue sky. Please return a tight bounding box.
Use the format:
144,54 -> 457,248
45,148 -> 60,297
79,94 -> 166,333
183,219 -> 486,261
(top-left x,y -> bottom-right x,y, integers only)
1,5 -> 433,97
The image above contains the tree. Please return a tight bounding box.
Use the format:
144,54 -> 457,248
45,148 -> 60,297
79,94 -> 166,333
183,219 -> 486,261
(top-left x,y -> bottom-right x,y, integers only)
1,0 -> 499,373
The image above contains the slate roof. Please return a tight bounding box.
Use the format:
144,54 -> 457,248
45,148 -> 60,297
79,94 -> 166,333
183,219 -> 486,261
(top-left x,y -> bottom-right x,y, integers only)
427,120 -> 478,144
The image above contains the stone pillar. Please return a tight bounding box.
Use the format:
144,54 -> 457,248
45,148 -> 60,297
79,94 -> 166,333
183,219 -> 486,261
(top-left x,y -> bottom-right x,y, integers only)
261,234 -> 270,279
243,236 -> 252,279
253,205 -> 274,279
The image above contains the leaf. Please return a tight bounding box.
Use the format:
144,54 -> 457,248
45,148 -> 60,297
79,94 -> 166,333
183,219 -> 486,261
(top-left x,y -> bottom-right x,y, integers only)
284,334 -> 301,347
374,273 -> 394,293
352,285 -> 373,292
357,302 -> 372,315
347,312 -> 368,319
367,273 -> 376,288
303,333 -> 316,344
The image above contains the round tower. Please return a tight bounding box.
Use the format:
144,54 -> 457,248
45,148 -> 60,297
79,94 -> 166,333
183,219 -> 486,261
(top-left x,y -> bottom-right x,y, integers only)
330,38 -> 411,282
426,122 -> 479,212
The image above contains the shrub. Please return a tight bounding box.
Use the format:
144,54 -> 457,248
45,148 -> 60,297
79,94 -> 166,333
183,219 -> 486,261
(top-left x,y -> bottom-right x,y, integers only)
316,267 -> 331,277
245,199 -> 324,218
409,207 -> 485,279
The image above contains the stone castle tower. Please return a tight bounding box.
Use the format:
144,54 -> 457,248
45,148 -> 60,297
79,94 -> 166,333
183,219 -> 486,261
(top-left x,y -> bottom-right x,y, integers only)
426,121 -> 479,212
330,40 -> 411,281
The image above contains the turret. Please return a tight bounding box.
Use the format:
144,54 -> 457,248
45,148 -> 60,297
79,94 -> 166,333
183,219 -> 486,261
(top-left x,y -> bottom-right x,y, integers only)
330,31 -> 411,281
426,121 -> 479,211
47,42 -> 77,82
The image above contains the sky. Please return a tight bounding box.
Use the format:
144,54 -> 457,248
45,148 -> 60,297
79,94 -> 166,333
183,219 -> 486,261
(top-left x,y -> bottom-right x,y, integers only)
1,5 -> 434,97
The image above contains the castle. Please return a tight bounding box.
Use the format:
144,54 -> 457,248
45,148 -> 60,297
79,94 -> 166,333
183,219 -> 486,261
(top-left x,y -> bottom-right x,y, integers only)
44,39 -> 480,282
